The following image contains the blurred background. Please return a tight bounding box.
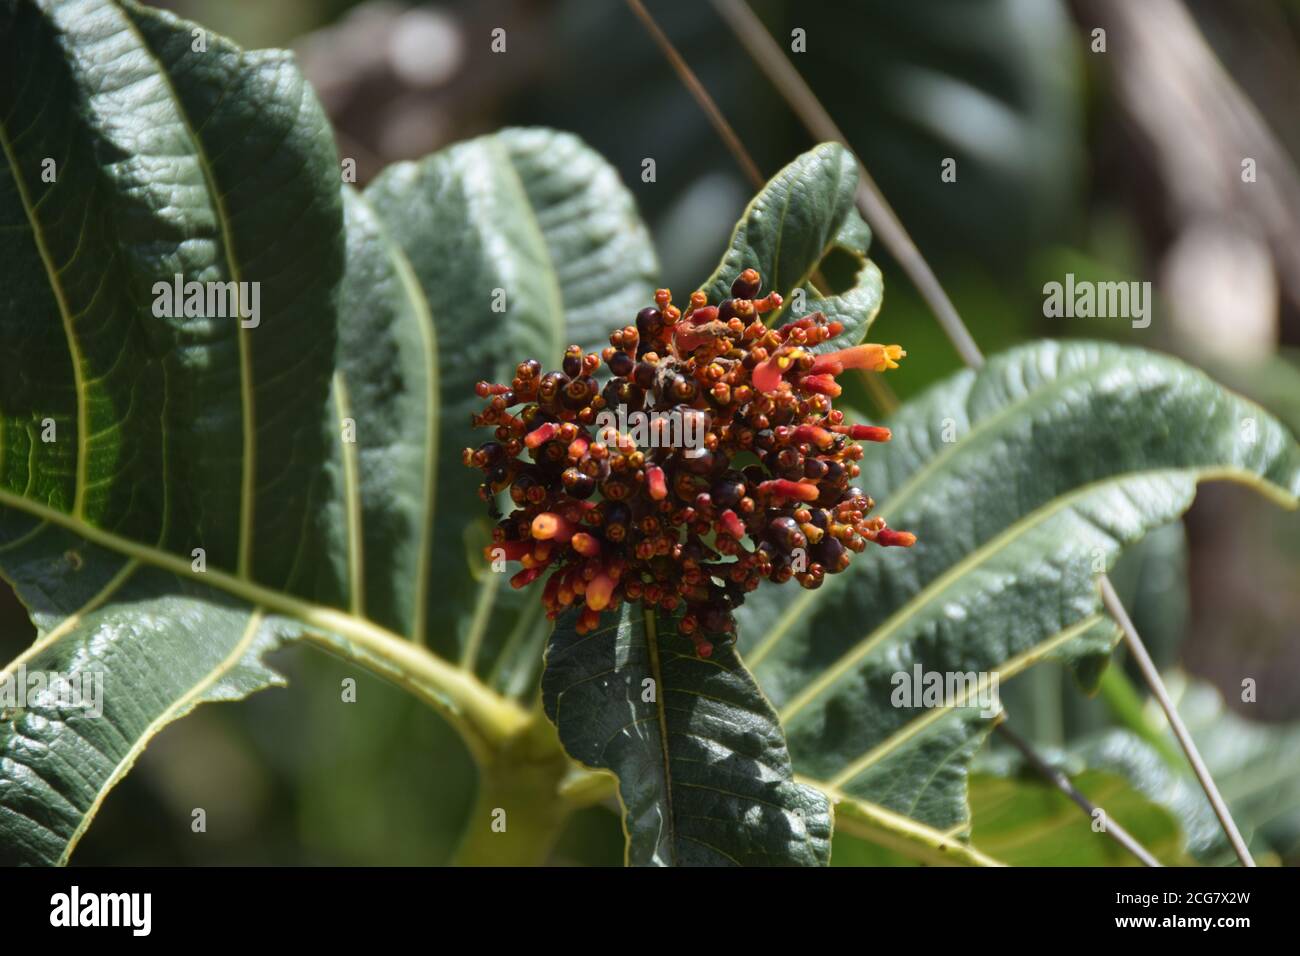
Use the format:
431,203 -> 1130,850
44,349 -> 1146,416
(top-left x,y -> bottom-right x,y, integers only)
2,0 -> 1298,865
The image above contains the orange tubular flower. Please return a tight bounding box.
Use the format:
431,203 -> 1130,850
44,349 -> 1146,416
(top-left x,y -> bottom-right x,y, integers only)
811,343 -> 907,376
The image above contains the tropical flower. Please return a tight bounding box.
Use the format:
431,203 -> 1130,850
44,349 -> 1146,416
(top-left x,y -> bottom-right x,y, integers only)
464,269 -> 914,656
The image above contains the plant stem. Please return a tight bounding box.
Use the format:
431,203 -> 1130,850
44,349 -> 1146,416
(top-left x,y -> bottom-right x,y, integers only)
817,782 -> 1004,866
1098,664 -> 1184,768
1099,577 -> 1256,866
0,488 -> 534,762
994,720 -> 1161,866
626,0 -> 764,190
451,710 -> 575,865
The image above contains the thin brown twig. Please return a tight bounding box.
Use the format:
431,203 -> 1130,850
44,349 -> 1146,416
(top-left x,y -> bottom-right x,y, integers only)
994,721 -> 1161,867
625,0 -> 765,191
627,0 -> 899,418
708,0 -> 985,370
1099,577 -> 1255,865
708,0 -> 1256,869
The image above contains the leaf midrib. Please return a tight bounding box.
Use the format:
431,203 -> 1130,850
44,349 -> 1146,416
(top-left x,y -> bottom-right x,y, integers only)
119,9 -> 260,577
332,372 -> 365,617
1,557 -> 140,680
0,117 -> 90,517
57,608 -> 266,865
489,136 -> 566,366
0,486 -> 531,747
814,784 -> 1005,866
823,614 -> 1107,790
340,191 -> 441,643
642,607 -> 677,865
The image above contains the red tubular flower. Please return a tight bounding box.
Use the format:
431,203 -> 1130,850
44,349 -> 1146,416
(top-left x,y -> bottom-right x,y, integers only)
568,435 -> 590,460
532,512 -> 576,542
510,567 -> 544,589
487,538 -> 532,562
575,606 -> 602,635
792,424 -> 835,449
875,529 -> 917,548
463,269 -> 913,656
524,422 -> 560,449
798,374 -> 841,397
811,343 -> 906,375
831,424 -> 892,442
585,572 -> 616,611
570,532 -> 602,558
758,479 -> 821,502
752,357 -> 785,393
719,509 -> 746,539
646,465 -> 668,500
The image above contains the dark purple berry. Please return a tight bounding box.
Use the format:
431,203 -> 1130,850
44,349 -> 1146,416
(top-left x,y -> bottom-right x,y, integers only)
768,516 -> 807,553
608,352 -> 634,377
731,271 -> 761,299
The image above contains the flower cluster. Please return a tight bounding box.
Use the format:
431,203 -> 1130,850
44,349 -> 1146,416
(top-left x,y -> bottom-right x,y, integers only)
463,269 -> 914,656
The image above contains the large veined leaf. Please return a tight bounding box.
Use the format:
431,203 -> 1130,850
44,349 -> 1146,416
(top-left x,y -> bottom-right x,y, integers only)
0,0 -> 346,865
0,0 -> 657,865
732,341 -> 1300,848
0,0 -> 345,591
543,604 -> 832,866
702,142 -> 883,350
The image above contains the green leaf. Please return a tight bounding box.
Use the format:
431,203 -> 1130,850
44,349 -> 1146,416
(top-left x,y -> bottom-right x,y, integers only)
0,0 -> 345,593
733,340 -> 1300,844
828,759 -> 1193,867
0,547 -> 285,865
0,0 -> 665,866
0,2 -> 586,865
1159,675 -> 1300,864
333,188 -> 439,639
965,765 -> 1192,866
702,142 -> 882,349
362,127 -> 657,680
542,604 -> 832,866
969,666 -> 1300,867
1083,674 -> 1300,864
0,0 -> 353,864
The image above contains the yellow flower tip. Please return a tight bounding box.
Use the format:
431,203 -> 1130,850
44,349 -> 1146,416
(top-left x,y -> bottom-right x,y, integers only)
866,343 -> 906,372
777,348 -> 806,371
